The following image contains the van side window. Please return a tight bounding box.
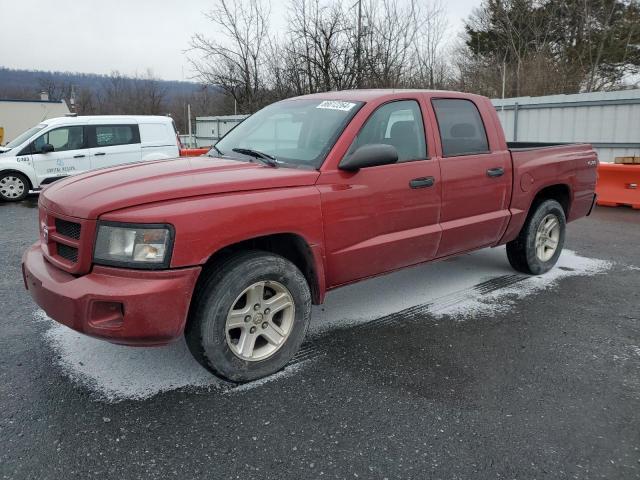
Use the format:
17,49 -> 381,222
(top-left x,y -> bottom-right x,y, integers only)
347,100 -> 427,162
432,99 -> 489,156
95,125 -> 140,147
33,126 -> 86,153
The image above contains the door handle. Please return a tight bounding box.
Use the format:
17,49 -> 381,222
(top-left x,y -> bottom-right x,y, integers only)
73,154 -> 85,158
486,167 -> 505,178
409,177 -> 435,189
94,152 -> 106,156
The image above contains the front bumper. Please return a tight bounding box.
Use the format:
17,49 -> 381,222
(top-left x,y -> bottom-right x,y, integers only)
22,242 -> 201,346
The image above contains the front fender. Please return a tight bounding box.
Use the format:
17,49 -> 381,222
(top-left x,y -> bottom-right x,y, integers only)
0,158 -> 38,189
99,183 -> 326,265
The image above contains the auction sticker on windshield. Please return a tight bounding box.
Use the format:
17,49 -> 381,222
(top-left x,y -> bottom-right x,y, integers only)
316,100 -> 357,111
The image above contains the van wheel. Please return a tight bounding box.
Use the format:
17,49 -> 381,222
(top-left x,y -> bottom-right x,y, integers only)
185,251 -> 312,383
0,172 -> 30,202
506,199 -> 566,275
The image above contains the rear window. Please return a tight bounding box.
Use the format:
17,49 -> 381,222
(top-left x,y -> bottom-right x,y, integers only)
95,125 -> 140,147
139,123 -> 170,143
432,99 -> 489,157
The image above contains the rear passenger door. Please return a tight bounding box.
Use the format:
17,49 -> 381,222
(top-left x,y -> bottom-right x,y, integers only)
89,124 -> 141,169
431,98 -> 511,257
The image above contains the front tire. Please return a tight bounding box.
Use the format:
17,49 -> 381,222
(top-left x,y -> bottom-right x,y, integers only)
506,199 -> 566,275
0,172 -> 30,202
186,251 -> 311,382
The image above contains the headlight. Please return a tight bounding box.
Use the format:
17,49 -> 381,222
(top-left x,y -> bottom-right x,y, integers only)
93,222 -> 174,269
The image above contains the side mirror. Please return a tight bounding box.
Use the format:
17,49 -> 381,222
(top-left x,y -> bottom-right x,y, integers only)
339,144 -> 398,171
41,143 -> 54,153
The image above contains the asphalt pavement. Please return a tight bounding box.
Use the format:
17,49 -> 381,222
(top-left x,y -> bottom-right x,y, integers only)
1,195 -> 639,479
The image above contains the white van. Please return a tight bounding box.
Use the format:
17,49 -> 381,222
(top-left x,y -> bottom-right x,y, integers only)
0,115 -> 180,201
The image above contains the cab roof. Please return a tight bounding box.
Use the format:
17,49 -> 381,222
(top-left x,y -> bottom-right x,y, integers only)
288,89 -> 489,104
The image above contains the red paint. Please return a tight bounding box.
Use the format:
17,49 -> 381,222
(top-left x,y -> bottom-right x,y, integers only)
23,90 -> 598,345
23,243 -> 200,345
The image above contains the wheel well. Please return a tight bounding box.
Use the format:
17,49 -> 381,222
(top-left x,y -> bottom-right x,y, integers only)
0,170 -> 33,191
202,233 -> 321,304
531,184 -> 570,217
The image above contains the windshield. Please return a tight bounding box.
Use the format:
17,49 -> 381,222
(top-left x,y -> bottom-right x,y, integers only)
213,99 -> 363,169
4,124 -> 47,148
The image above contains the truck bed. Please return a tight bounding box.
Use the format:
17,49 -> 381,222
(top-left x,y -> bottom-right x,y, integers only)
500,142 -> 598,245
507,141 -> 592,151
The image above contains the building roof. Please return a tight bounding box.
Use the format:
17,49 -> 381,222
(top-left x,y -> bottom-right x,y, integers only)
0,98 -> 67,105
492,88 -> 640,107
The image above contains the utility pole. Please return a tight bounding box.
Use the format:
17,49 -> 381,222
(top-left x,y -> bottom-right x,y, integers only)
187,104 -> 193,148
355,0 -> 362,88
70,85 -> 77,113
501,57 -> 507,101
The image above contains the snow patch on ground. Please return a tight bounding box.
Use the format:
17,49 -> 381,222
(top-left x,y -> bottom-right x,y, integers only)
39,247 -> 611,402
43,326 -> 221,401
42,321 -> 313,402
310,247 -> 611,331
434,249 -> 611,319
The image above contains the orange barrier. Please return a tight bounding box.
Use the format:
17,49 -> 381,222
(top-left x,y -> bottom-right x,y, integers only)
596,163 -> 640,209
180,148 -> 210,157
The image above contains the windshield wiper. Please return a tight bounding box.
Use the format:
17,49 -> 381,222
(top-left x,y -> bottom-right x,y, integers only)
232,148 -> 278,167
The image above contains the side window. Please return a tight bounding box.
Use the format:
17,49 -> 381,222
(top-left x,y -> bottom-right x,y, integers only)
432,99 -> 489,156
95,125 -> 140,147
347,100 -> 427,162
33,126 -> 85,153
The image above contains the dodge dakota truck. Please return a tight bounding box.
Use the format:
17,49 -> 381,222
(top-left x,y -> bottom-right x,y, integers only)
22,90 -> 598,382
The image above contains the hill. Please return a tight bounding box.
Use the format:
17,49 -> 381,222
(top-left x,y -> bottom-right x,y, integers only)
0,67 -> 201,102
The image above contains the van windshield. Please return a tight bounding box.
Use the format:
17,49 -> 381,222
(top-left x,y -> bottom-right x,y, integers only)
4,124 -> 47,149
213,99 -> 363,169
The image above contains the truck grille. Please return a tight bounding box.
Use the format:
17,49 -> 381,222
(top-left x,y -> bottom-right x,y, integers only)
39,206 -> 96,274
56,243 -> 79,263
54,218 -> 81,240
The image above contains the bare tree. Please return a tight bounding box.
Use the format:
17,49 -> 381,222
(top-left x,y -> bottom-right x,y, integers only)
36,75 -> 73,101
413,0 -> 449,88
189,0 -> 271,113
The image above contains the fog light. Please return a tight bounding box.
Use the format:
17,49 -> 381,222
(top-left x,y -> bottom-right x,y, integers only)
88,301 -> 124,329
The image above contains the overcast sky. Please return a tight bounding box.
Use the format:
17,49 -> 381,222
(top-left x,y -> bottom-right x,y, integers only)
1,0 -> 480,82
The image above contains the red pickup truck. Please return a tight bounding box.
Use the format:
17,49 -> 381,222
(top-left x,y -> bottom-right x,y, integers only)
23,90 -> 598,382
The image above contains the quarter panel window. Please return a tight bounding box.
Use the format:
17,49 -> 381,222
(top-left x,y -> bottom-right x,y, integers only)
347,100 -> 427,162
432,99 -> 489,156
33,126 -> 85,153
95,125 -> 140,147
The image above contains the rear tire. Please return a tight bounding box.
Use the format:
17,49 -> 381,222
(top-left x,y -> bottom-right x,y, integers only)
506,199 -> 566,275
185,251 -> 311,382
0,172 -> 30,202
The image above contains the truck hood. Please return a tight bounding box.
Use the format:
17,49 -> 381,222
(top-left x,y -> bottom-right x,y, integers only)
40,156 -> 321,219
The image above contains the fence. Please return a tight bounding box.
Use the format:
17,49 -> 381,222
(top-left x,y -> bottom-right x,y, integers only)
492,89 -> 640,162
194,115 -> 248,148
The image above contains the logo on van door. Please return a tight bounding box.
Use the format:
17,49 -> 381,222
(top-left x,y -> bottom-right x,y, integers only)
46,157 -> 76,174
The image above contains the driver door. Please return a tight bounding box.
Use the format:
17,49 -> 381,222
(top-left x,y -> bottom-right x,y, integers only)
318,99 -> 442,287
31,125 -> 90,184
